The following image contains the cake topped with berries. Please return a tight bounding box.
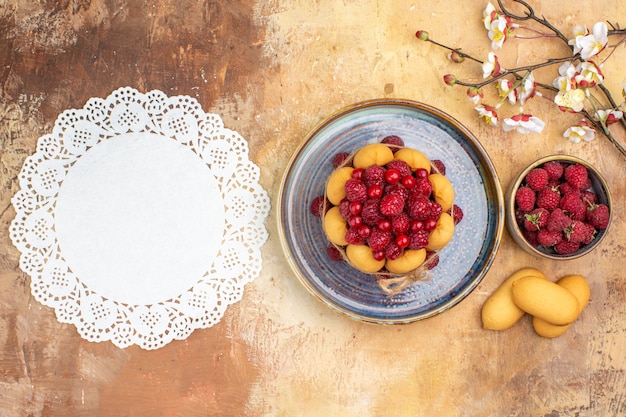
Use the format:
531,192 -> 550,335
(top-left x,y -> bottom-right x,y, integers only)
310,135 -> 463,289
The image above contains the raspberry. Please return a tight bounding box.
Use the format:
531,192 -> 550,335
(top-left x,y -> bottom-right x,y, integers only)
514,208 -> 526,225
385,183 -> 410,201
564,220 -> 595,244
559,182 -> 579,196
368,228 -> 392,251
327,245 -> 344,261
515,186 -> 536,212
332,152 -> 350,168
547,179 -> 560,189
338,198 -> 351,219
431,159 -> 446,175
361,199 -> 382,225
581,190 -> 598,205
345,228 -> 366,245
448,204 -> 464,224
407,194 -> 432,220
581,222 -> 596,245
344,178 -> 367,202
537,229 -> 563,247
425,251 -> 439,269
581,224 -> 596,245
522,229 -> 539,247
523,207 -> 549,232
384,242 -> 403,260
542,160 -> 564,181
586,203 -> 610,229
564,164 -> 588,189
560,193 -> 586,221
525,168 -> 549,191
380,193 -> 405,217
363,165 -> 386,187
554,239 -> 580,255
412,178 -> 432,197
380,135 -> 404,149
408,230 -> 429,249
581,178 -> 592,190
310,195 -> 327,217
546,208 -> 571,232
391,213 -> 411,234
429,200 -> 443,219
386,160 -> 411,178
536,187 -> 560,211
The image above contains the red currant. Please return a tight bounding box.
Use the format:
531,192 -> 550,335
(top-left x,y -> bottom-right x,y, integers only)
357,225 -> 372,238
384,168 -> 401,184
367,184 -> 383,199
401,175 -> 416,189
372,250 -> 385,261
349,201 -> 362,215
395,234 -> 410,249
415,168 -> 429,179
352,168 -> 364,180
377,219 -> 391,231
425,217 -> 438,231
348,216 -> 363,228
409,219 -> 425,233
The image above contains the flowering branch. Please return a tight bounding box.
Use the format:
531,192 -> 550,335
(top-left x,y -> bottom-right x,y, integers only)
415,0 -> 626,159
447,56 -> 574,89
496,0 -> 570,44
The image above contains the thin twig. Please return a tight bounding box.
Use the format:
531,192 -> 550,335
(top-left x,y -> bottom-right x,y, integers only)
424,38 -> 483,64
451,56 -> 573,88
498,0 -> 570,44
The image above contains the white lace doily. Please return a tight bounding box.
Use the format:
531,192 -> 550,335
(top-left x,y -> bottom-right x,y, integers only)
10,87 -> 270,350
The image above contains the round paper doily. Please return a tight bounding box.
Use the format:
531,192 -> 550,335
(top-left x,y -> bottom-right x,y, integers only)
10,87 -> 270,350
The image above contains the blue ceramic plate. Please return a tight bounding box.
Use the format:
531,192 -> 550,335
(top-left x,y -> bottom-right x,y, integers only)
277,99 -> 504,324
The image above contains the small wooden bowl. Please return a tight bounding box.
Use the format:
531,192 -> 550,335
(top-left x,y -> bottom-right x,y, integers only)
505,155 -> 612,260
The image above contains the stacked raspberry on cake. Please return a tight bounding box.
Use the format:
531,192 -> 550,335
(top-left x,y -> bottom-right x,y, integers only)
311,136 -> 463,276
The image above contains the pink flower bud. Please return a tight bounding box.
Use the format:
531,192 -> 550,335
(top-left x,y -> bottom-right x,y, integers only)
415,30 -> 429,41
466,87 -> 483,103
448,50 -> 465,63
443,74 -> 457,86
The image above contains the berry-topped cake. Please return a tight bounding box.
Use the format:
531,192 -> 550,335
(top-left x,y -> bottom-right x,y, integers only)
310,135 -> 463,285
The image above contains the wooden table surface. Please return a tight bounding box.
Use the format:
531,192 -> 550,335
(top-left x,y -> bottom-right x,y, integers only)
1,1 -> 625,416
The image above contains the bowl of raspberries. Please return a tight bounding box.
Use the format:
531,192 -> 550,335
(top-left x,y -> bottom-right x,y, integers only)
506,155 -> 612,259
